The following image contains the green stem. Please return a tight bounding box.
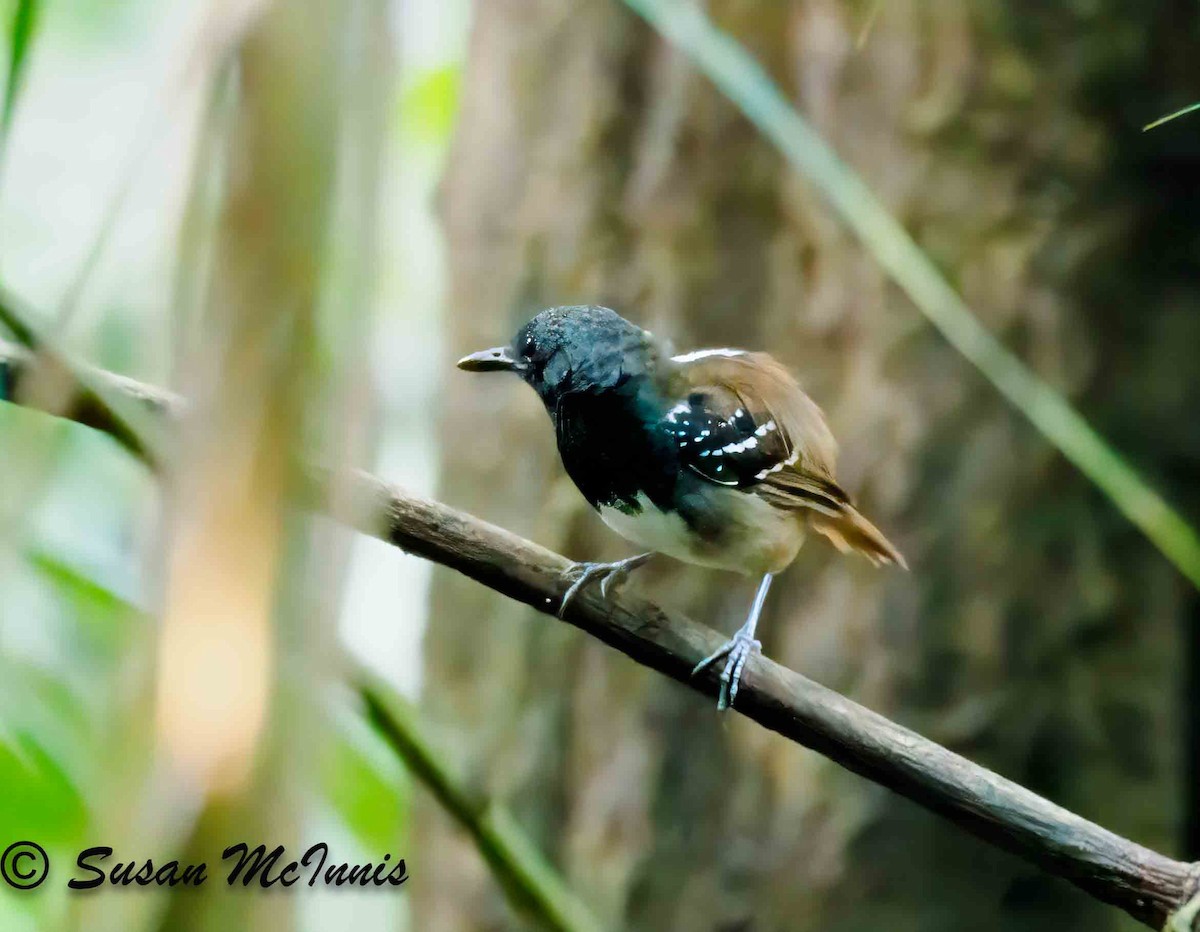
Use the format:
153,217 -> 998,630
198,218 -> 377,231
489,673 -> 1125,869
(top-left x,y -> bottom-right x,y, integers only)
1144,102 -> 1200,132
351,659 -> 606,932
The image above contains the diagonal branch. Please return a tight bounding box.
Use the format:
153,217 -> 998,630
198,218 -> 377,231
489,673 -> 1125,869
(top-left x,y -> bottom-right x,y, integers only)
0,288 -> 165,464
1,336 -> 1199,929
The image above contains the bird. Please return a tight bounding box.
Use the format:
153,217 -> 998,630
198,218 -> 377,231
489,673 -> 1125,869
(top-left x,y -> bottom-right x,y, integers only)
458,305 -> 905,710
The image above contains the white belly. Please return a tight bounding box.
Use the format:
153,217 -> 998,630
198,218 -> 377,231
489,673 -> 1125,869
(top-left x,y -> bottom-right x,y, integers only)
599,496 -> 703,563
597,491 -> 804,575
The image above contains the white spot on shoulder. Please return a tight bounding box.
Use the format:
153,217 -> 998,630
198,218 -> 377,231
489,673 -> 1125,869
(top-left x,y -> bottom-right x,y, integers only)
671,348 -> 747,364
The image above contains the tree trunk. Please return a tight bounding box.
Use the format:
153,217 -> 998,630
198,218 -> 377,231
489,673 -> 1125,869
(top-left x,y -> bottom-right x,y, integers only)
419,2 -> 1195,930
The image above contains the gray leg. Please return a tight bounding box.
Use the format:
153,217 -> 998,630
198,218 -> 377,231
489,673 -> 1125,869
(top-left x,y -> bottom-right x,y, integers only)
692,573 -> 773,710
558,552 -> 654,618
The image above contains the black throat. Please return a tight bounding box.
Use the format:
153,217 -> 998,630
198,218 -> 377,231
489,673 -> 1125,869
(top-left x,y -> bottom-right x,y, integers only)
549,374 -> 678,514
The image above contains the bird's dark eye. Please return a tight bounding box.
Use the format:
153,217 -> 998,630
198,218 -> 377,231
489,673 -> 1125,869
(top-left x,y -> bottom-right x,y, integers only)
520,333 -> 539,360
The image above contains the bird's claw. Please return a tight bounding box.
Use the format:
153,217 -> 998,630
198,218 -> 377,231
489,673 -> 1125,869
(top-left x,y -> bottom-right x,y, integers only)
557,553 -> 652,618
692,630 -> 762,711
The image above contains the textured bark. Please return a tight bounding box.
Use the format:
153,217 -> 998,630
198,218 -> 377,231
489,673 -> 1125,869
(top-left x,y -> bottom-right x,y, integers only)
422,2 -> 1197,930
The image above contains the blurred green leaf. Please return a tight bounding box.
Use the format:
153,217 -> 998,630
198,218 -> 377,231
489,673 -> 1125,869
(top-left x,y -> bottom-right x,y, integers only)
0,729 -> 87,844
322,706 -> 408,853
6,552 -> 142,787
0,743 -> 78,930
1144,101 -> 1200,132
0,666 -> 87,931
0,0 -> 40,154
0,660 -> 92,862
400,64 -> 461,142
27,549 -> 142,661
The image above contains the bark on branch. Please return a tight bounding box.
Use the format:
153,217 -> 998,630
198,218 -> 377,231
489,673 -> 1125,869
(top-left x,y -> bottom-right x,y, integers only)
2,336 -> 1198,930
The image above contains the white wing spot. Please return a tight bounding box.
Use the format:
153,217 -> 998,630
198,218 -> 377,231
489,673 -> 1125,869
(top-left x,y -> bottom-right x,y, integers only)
665,402 -> 690,424
755,448 -> 799,480
671,348 -> 747,364
722,436 -> 759,454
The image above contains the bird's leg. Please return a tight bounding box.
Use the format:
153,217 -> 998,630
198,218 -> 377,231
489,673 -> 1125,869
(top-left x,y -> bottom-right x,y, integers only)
692,573 -> 774,710
558,552 -> 654,618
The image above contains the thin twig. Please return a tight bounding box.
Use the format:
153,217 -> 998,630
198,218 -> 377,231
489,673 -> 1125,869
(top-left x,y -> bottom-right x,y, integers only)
0,288 -> 166,464
1,336 -> 1198,928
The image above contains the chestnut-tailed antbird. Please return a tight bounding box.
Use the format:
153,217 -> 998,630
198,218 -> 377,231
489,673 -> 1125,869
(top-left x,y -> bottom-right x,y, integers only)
459,305 -> 906,710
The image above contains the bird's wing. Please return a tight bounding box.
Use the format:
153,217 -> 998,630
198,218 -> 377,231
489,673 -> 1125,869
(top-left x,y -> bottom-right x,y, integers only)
664,350 -> 838,491
664,350 -> 906,568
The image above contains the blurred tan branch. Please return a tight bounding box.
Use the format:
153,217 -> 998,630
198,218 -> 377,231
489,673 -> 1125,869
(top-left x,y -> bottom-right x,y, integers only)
1,332 -> 1198,929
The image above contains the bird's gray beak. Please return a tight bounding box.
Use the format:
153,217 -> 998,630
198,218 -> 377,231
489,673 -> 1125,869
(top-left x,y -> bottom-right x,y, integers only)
457,346 -> 522,373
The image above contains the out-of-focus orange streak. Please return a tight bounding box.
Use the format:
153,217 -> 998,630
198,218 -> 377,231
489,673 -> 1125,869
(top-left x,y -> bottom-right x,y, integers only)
156,438 -> 283,797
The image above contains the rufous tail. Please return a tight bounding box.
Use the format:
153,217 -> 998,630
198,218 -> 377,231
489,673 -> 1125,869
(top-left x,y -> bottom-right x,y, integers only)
810,505 -> 907,570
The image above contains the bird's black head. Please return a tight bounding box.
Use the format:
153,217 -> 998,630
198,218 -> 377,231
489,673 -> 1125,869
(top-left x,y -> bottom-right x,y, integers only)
458,305 -> 658,406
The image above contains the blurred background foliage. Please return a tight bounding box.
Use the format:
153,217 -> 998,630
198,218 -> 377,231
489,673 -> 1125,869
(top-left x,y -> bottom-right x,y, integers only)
0,1 -> 1196,931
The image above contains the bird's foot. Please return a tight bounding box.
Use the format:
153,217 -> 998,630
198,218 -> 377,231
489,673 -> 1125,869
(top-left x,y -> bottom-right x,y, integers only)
558,552 -> 653,618
692,625 -> 762,711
